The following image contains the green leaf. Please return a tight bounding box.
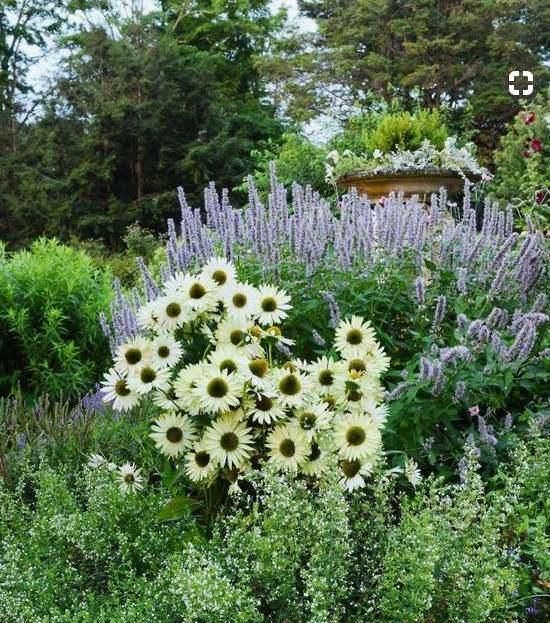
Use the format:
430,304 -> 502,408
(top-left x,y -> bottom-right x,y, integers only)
157,496 -> 195,522
424,258 -> 437,271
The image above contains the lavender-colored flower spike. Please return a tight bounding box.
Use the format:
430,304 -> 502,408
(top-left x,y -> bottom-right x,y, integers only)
432,295 -> 447,332
414,276 -> 425,305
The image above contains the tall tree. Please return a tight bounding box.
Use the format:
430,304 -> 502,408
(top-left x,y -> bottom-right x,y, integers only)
0,1 -> 284,247
295,0 -> 550,155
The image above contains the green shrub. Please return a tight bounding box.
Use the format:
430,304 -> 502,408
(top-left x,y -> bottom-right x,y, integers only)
0,239 -> 111,399
242,132 -> 330,196
365,109 -> 449,153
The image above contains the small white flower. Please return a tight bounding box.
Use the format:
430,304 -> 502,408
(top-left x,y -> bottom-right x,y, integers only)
87,453 -> 107,469
404,458 -> 422,487
117,463 -> 144,494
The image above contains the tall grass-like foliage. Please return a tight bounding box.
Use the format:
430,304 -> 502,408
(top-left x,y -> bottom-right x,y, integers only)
0,239 -> 111,398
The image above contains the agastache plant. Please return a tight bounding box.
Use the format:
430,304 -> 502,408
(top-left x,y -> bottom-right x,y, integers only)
102,174 -> 547,349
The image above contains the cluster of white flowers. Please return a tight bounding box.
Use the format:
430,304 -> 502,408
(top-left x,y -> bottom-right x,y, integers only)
326,137 -> 492,183
100,257 -> 390,492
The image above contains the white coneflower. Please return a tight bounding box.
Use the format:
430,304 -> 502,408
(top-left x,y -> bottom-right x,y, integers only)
200,257 -> 237,290
256,285 -> 291,326
150,413 -> 196,458
250,392 -> 286,424
338,458 -> 373,492
155,293 -> 189,331
127,364 -> 171,395
266,424 -> 309,473
179,273 -> 218,313
293,401 -> 331,440
274,367 -> 312,408
262,325 -> 295,346
173,363 -> 206,415
101,368 -> 141,412
307,356 -> 345,395
87,453 -> 107,469
333,413 -> 382,461
222,282 -> 260,319
114,337 -> 151,374
203,414 -> 254,469
300,441 -> 328,476
216,317 -> 249,347
404,458 -> 422,487
208,345 -> 249,377
363,342 -> 391,375
362,398 -> 390,426
193,367 -> 243,413
151,385 -> 181,411
185,441 -> 216,482
151,333 -> 183,369
334,315 -> 377,357
117,463 -> 144,494
244,357 -> 272,391
136,300 -> 160,331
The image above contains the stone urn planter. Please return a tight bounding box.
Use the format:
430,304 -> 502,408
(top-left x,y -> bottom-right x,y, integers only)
337,168 -> 468,202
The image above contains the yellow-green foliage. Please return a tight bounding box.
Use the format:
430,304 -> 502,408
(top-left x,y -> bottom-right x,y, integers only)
366,109 -> 448,153
0,239 -> 111,398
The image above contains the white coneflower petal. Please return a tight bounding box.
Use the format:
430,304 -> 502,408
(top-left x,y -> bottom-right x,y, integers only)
150,413 -> 197,458
117,463 -> 144,494
266,424 -> 309,473
203,414 -> 254,469
256,285 -> 291,326
101,368 -> 141,412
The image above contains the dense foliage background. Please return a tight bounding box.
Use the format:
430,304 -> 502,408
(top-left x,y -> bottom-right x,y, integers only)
0,1 -> 548,622
1,0 -> 549,248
